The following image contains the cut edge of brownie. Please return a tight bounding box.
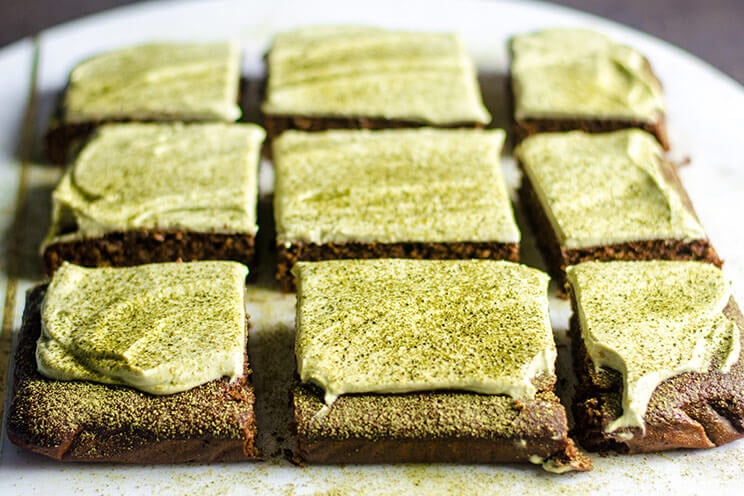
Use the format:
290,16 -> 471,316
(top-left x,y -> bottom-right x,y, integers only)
517,159 -> 722,297
44,78 -> 249,165
7,285 -> 259,463
569,290 -> 744,454
505,72 -> 670,151
43,230 -> 256,276
275,241 -> 520,292
291,381 -> 591,472
263,114 -> 485,144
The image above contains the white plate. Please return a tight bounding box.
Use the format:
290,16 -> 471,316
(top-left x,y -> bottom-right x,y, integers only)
1,0 -> 744,494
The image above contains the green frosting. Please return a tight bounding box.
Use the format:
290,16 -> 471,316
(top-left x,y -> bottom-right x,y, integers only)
274,128 -> 520,245
64,41 -> 242,122
37,261 -> 249,395
511,28 -> 665,122
567,261 -> 740,434
45,123 -> 264,244
294,259 -> 556,405
515,129 -> 706,248
262,26 -> 490,125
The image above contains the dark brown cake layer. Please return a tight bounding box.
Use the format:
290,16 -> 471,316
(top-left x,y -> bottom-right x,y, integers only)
276,241 -> 520,292
513,116 -> 670,151
263,114 -> 484,142
505,68 -> 670,150
570,295 -> 744,454
518,160 -> 722,296
43,230 -> 256,276
7,285 -> 259,463
44,79 -> 248,165
292,381 -> 591,471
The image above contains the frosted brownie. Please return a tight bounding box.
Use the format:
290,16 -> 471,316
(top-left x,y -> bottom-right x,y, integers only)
262,26 -> 491,140
567,261 -> 744,453
46,41 -> 242,163
292,259 -> 591,472
515,129 -> 720,293
509,28 -> 669,149
42,122 -> 265,274
273,128 -> 520,291
7,261 -> 259,462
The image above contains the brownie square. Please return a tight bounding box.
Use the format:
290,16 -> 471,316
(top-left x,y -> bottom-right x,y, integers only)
515,129 -> 720,294
45,41 -> 242,164
509,28 -> 669,149
291,259 -> 591,472
262,26 -> 491,140
42,122 -> 265,274
7,262 -> 258,463
273,128 -> 520,291
567,260 -> 744,453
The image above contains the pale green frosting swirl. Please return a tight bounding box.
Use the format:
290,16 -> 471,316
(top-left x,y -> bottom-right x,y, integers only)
511,28 -> 665,122
45,123 -> 264,244
274,128 -> 520,245
262,26 -> 490,125
294,259 -> 556,405
567,261 -> 740,434
37,261 -> 249,395
516,129 -> 706,248
64,41 -> 242,123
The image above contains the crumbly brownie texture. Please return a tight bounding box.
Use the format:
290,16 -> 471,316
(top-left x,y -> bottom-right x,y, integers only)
43,230 -> 255,275
511,111 -> 670,151
7,286 -> 259,463
570,296 -> 744,453
263,114 -> 483,144
276,241 -> 518,292
293,381 -> 590,471
517,136 -> 720,295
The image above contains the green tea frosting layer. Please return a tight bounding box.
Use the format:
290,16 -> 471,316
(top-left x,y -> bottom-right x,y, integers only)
294,259 -> 555,405
64,41 -> 242,122
567,261 -> 740,433
263,26 -> 490,125
37,261 -> 249,395
274,128 -> 519,245
46,123 -> 264,244
516,129 -> 705,248
511,28 -> 665,122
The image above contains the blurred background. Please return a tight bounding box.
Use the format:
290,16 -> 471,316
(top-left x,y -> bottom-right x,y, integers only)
1,0 -> 742,85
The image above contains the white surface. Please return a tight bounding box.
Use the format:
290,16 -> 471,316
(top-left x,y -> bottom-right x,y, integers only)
1,0 -> 744,494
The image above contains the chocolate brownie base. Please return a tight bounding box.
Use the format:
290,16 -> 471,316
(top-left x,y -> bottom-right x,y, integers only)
263,114 -> 484,143
513,116 -> 670,151
570,296 -> 744,453
43,230 -> 256,276
44,80 -> 248,165
276,241 -> 520,292
518,161 -> 722,296
506,73 -> 670,150
7,286 -> 259,463
292,380 -> 591,471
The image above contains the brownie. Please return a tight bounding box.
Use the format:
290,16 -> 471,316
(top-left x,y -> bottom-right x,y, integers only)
516,130 -> 720,294
509,28 -> 669,149
567,261 -> 744,453
291,259 -> 591,472
262,26 -> 490,141
7,284 -> 258,463
45,41 -> 242,164
42,123 -> 264,274
273,128 -> 521,292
